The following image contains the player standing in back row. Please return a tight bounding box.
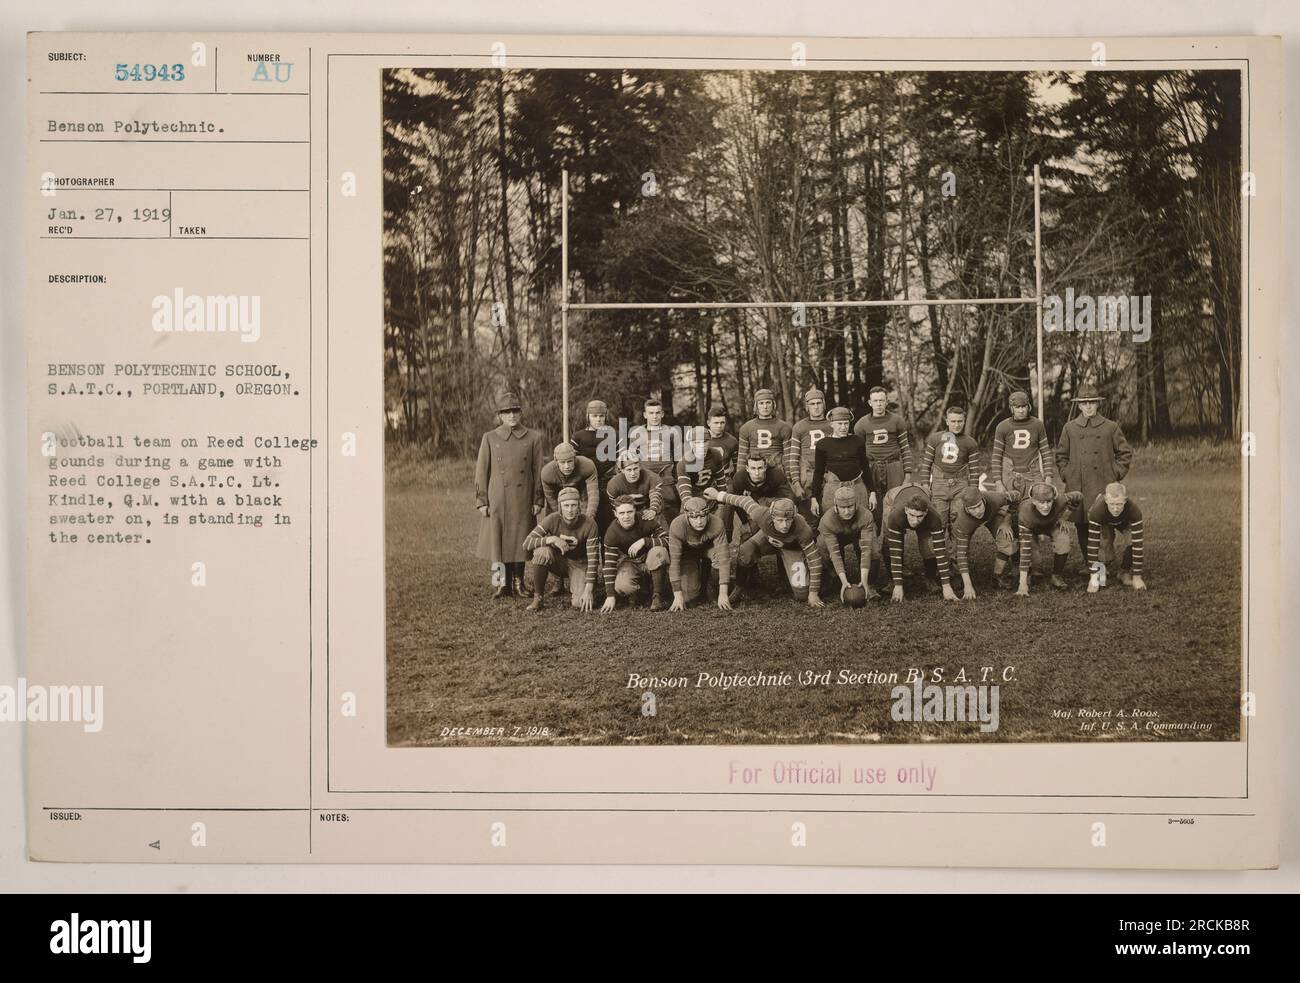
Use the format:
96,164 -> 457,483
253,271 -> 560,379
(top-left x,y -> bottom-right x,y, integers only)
809,406 -> 877,518
787,387 -> 828,526
737,388 -> 792,472
854,386 -> 914,510
704,406 -> 739,538
570,398 -> 618,533
623,397 -> 681,525
918,405 -> 980,533
991,390 -> 1056,490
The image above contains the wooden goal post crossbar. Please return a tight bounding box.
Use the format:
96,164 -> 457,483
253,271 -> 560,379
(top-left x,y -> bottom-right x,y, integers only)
558,167 -> 1045,440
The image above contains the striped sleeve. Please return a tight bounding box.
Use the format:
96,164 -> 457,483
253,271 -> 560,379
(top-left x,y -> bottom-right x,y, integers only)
602,546 -> 624,594
718,491 -> 764,524
1038,434 -> 1057,481
888,526 -> 906,586
930,530 -> 950,582
521,523 -> 549,554
783,434 -> 800,487
801,539 -> 822,593
675,468 -> 693,502
1020,524 -> 1034,570
999,446 -> 1016,490
584,536 -> 600,588
736,430 -> 750,472
648,477 -> 664,513
667,528 -> 685,591
993,431 -> 1013,488
967,449 -> 980,485
1129,518 -> 1144,575
898,430 -> 914,474
858,524 -> 874,568
819,530 -> 845,579
583,467 -> 599,519
918,442 -> 935,484
712,530 -> 731,586
955,529 -> 972,575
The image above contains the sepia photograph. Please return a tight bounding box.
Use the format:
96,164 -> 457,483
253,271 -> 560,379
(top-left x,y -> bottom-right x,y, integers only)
382,65 -> 1245,748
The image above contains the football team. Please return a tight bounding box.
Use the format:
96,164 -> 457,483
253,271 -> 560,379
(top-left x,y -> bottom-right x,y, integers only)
475,386 -> 1142,611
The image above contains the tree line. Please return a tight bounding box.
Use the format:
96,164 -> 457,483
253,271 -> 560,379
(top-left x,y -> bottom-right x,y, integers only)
383,67 -> 1242,456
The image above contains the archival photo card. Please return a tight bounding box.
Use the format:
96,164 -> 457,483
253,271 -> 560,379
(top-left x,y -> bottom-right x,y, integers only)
25,32 -> 1279,867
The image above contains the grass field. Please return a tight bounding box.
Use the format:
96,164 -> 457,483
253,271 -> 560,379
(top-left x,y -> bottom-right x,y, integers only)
386,451 -> 1242,747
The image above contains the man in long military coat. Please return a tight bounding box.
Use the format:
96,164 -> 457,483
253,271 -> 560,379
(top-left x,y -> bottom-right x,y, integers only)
1055,384 -> 1134,566
475,391 -> 546,598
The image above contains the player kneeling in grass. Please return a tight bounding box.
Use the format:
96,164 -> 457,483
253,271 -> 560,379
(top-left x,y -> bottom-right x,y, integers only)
540,442 -> 600,596
1086,482 -> 1146,592
601,495 -> 671,612
1015,481 -> 1084,595
817,483 -> 875,603
706,488 -> 823,608
882,487 -> 957,602
666,496 -> 734,612
951,485 -> 1018,600
522,487 -> 600,613
723,453 -> 794,542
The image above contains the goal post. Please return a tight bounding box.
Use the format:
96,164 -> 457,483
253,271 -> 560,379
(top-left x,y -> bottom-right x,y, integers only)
558,166 -> 1045,439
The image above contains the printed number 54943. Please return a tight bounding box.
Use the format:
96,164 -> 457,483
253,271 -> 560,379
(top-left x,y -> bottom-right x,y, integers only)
114,63 -> 186,82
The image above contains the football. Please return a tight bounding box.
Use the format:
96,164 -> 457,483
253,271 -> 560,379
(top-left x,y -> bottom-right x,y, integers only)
842,585 -> 868,608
